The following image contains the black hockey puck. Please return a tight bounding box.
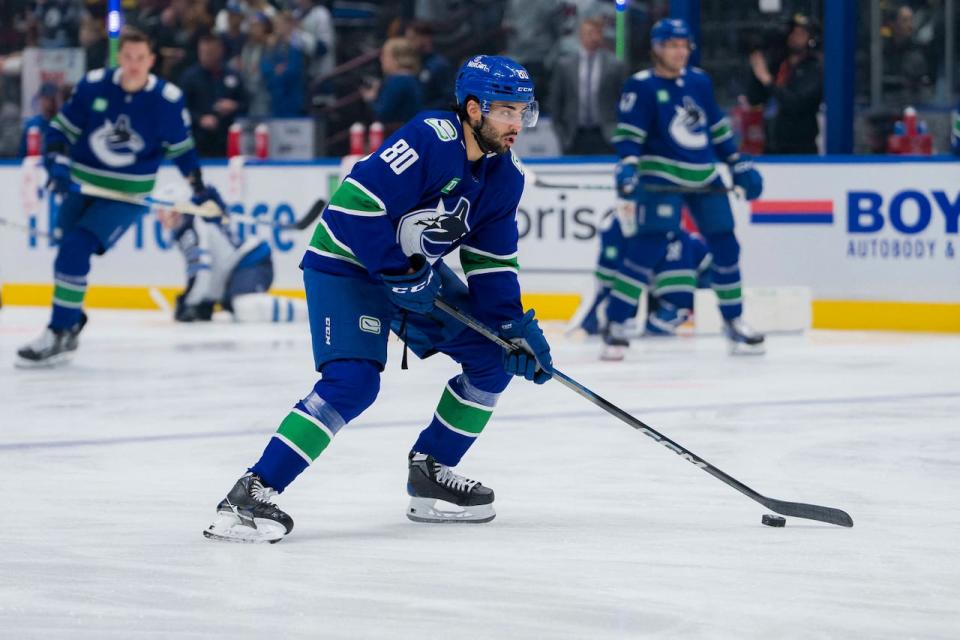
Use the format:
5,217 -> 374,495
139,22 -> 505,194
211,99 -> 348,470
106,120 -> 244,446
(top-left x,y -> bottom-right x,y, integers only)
762,514 -> 786,527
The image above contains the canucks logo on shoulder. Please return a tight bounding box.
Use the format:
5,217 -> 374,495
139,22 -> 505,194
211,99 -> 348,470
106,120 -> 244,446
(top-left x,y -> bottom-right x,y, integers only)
669,97 -> 708,150
89,114 -> 145,167
397,197 -> 471,260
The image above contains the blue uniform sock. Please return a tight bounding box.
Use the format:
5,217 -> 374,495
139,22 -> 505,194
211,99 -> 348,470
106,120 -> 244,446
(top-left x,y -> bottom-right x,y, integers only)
49,228 -> 100,330
411,374 -> 500,467
705,232 -> 743,321
250,359 -> 380,492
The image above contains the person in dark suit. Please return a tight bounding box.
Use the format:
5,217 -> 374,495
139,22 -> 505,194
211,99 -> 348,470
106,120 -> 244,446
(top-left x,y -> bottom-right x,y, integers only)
549,17 -> 627,156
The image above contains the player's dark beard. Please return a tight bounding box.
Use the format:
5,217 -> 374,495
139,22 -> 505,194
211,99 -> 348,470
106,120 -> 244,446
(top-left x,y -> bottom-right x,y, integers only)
474,116 -> 510,155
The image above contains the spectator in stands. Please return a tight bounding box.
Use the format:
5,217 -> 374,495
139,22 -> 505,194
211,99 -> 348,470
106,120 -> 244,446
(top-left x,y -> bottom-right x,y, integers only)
549,17 -> 625,156
404,21 -> 453,110
239,13 -> 272,117
296,0 -> 336,80
181,33 -> 247,156
262,12 -> 306,117
746,13 -> 823,155
31,0 -> 82,49
17,82 -> 60,158
220,3 -> 248,66
215,0 -> 276,34
79,15 -> 109,71
881,5 -> 932,108
503,0 -> 564,106
359,37 -> 423,128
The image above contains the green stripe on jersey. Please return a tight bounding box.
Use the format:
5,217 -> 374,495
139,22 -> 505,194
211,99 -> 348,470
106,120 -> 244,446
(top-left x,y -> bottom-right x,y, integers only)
52,113 -> 81,140
714,285 -> 743,301
328,178 -> 386,216
71,164 -> 156,195
308,218 -> 363,266
639,157 -> 717,186
435,385 -> 494,435
164,137 -> 195,159
612,123 -> 647,142
276,410 -> 333,461
953,113 -> 960,134
460,246 -> 519,277
612,275 -> 644,301
655,274 -> 697,291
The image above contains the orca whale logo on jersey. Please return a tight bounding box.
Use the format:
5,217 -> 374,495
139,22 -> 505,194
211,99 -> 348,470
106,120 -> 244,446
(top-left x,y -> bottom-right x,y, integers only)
397,197 -> 471,260
89,115 -> 145,167
668,97 -> 708,150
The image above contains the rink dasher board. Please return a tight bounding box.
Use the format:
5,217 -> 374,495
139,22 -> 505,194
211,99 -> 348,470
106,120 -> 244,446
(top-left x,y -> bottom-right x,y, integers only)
1,157 -> 958,330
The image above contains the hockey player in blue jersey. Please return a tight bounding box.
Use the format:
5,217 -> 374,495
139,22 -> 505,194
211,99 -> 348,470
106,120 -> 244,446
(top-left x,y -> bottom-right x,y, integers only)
204,55 -> 552,543
601,18 -> 766,359
158,207 -> 308,323
16,28 -> 224,367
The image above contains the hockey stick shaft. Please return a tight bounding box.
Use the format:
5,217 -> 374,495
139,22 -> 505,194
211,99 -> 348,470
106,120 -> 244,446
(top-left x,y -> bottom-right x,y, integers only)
74,184 -> 325,230
434,299 -> 854,528
0,216 -> 54,238
534,178 -> 738,196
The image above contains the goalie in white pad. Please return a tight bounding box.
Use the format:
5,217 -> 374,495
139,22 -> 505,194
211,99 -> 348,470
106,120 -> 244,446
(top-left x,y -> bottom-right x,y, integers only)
159,208 -> 308,323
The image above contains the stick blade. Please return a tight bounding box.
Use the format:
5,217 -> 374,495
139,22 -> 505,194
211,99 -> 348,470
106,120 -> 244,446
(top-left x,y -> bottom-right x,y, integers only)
763,498 -> 854,527
293,198 -> 327,230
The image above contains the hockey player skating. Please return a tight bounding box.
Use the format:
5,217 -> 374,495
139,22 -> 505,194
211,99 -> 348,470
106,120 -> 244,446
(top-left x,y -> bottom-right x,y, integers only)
16,28 -> 224,367
603,18 -> 766,360
158,206 -> 308,323
204,55 -> 552,543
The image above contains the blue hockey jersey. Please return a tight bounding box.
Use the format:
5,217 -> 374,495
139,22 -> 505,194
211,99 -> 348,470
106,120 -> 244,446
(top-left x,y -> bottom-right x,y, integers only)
304,110 -> 526,324
47,68 -> 199,195
613,67 -> 738,187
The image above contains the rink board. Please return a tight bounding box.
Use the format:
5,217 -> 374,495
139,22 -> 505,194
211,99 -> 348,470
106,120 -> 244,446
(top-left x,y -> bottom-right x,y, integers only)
1,156 -> 959,331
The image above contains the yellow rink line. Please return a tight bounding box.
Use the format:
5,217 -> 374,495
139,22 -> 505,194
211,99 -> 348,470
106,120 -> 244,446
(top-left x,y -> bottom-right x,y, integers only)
3,283 -> 959,332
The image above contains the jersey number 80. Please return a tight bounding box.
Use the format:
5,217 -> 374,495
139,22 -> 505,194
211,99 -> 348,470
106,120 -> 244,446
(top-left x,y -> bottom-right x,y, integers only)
380,139 -> 419,175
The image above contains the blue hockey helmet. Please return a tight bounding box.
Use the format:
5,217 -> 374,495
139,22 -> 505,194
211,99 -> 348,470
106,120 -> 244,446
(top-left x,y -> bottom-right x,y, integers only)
650,18 -> 694,48
455,55 -> 539,127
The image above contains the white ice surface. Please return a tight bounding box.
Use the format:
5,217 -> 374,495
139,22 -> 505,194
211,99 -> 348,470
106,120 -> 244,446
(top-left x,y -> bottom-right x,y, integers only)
1,306 -> 958,639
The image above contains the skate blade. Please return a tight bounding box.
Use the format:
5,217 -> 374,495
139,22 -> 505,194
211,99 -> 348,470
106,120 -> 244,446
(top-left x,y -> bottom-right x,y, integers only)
202,512 -> 287,543
406,497 -> 495,524
727,341 -> 766,356
14,352 -> 74,369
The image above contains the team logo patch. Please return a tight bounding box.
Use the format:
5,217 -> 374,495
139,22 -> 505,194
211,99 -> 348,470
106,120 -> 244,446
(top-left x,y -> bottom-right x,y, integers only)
397,197 -> 471,260
92,98 -> 108,112
359,316 -> 381,334
424,118 -> 458,142
657,89 -> 670,103
667,96 -> 708,150
89,114 -> 145,167
441,177 -> 461,194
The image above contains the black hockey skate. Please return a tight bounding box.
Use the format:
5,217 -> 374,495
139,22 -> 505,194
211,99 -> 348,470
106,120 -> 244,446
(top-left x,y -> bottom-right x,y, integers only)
16,314 -> 87,368
600,322 -> 629,361
407,452 -> 495,523
723,317 -> 766,355
203,472 -> 294,543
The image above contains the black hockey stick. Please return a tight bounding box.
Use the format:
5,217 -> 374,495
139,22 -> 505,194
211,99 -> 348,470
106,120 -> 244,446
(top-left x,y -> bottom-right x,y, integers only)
435,299 -> 854,528
290,197 -> 326,230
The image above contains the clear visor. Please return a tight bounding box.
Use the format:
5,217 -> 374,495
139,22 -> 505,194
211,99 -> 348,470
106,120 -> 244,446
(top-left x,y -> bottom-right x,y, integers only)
484,100 -> 540,128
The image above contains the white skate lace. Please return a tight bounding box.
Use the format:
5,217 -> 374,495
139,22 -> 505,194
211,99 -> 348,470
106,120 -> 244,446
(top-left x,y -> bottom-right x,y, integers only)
433,463 -> 478,494
250,479 -> 278,504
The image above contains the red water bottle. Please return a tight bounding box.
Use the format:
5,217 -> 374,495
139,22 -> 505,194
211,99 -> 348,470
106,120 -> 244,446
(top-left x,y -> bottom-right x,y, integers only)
26,125 -> 41,157
349,122 -> 366,155
368,121 -> 384,152
903,106 -> 917,136
254,123 -> 269,159
227,123 -> 242,158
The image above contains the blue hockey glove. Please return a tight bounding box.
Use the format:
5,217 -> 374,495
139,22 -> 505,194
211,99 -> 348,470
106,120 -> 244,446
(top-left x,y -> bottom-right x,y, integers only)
191,184 -> 227,214
614,160 -> 640,198
382,254 -> 441,314
728,154 -> 763,200
499,309 -> 552,384
44,152 -> 72,196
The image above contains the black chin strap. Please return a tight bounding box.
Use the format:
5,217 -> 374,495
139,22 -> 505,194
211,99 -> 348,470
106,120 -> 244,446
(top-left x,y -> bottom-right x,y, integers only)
470,115 -> 496,155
